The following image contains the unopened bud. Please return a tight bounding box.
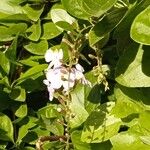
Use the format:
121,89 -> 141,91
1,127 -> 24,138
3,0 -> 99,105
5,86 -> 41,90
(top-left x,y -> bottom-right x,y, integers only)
85,33 -> 88,39
65,133 -> 69,137
57,107 -> 62,112
65,128 -> 68,132
88,54 -> 96,59
67,31 -> 71,34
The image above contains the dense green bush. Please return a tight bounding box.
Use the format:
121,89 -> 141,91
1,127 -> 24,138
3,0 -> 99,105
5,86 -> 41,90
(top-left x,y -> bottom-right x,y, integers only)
0,0 -> 150,149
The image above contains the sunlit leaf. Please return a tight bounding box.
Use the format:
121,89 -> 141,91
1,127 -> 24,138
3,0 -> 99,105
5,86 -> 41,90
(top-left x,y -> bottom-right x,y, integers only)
51,6 -> 76,31
111,132 -> 150,150
69,84 -> 89,128
115,43 -> 150,87
22,3 -> 44,21
62,0 -> 117,20
89,7 -> 127,46
26,20 -> 41,41
0,51 -> 10,75
41,22 -> 62,40
17,117 -> 37,143
0,113 -> 14,142
16,64 -> 47,84
131,6 -> 150,45
9,86 -> 26,102
81,102 -> 121,143
112,84 -> 145,118
24,40 -> 48,55
0,0 -> 22,14
15,103 -> 27,117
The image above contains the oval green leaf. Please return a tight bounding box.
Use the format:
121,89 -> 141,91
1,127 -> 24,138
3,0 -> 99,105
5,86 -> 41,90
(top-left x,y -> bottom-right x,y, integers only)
131,6 -> 150,45
24,40 -> 48,55
115,43 -> 150,87
41,22 -> 62,40
0,113 -> 14,142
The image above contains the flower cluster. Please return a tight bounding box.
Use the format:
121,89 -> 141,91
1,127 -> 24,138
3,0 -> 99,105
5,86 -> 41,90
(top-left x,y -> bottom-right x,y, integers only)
43,48 -> 91,101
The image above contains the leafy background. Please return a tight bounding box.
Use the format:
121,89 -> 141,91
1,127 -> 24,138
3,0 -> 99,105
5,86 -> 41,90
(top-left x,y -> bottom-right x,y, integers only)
0,0 -> 150,149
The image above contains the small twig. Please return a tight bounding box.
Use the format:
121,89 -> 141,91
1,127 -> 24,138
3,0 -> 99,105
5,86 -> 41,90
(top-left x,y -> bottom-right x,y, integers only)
36,135 -> 67,150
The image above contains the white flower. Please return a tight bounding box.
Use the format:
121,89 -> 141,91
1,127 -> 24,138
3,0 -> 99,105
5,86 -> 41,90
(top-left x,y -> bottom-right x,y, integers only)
76,64 -> 84,72
45,48 -> 63,68
43,49 -> 91,101
47,85 -> 55,101
74,64 -> 84,80
46,67 -> 62,89
62,80 -> 75,91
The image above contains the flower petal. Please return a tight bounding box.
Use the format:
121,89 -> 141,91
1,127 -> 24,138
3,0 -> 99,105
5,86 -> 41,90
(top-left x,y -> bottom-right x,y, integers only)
43,79 -> 49,86
47,86 -> 55,101
62,80 -> 75,91
45,49 -> 54,62
76,64 -> 84,72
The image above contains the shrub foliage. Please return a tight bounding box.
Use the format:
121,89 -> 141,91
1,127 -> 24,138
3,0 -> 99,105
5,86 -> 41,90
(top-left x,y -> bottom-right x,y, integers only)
0,0 -> 150,149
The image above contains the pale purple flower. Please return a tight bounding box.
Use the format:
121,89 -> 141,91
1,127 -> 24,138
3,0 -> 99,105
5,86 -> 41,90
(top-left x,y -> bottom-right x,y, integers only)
43,49 -> 91,101
45,48 -> 63,68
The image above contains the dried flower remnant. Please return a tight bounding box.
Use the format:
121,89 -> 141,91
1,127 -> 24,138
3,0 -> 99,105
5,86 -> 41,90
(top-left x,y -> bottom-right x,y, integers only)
43,48 -> 91,101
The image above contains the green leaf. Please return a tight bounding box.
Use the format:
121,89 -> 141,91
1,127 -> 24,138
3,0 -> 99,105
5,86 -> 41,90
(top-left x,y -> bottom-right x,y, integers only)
85,84 -> 101,114
17,117 -> 37,143
51,7 -> 76,31
38,104 -> 60,119
26,20 -> 41,41
5,37 -> 18,79
0,23 -> 27,41
0,113 -> 14,142
0,0 -> 22,14
22,3 -> 44,21
23,147 -> 35,150
0,141 -> 7,149
0,76 -> 10,89
7,0 -> 27,5
112,84 -> 145,118
131,6 -> 150,45
71,131 -> 91,150
0,90 -> 12,111
140,136 -> 150,145
113,0 -> 150,51
19,59 -> 39,67
62,0 -> 90,20
69,84 -> 89,128
71,131 -> 112,150
0,51 -> 10,75
15,104 -> 27,117
79,0 -> 117,18
7,23 -> 27,36
89,7 -> 127,46
15,64 -> 47,84
32,126 -> 50,137
9,86 -> 26,102
81,102 -> 121,143
62,0 -> 117,20
5,36 -> 17,61
24,40 -> 48,55
139,110 -> 150,131
0,14 -> 30,23
49,120 -> 64,136
0,25 -> 12,42
41,22 -> 62,40
115,43 -> 150,87
111,132 -> 150,150
37,105 -> 64,135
